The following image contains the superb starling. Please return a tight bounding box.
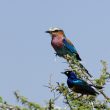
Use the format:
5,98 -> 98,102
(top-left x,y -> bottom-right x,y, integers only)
63,71 -> 99,96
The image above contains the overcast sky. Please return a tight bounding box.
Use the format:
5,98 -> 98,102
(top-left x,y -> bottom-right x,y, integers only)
0,0 -> 110,107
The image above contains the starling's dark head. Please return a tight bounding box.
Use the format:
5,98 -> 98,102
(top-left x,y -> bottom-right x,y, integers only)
62,71 -> 72,77
62,71 -> 77,79
45,27 -> 65,37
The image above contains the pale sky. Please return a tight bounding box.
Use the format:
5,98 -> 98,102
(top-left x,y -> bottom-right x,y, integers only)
0,0 -> 110,107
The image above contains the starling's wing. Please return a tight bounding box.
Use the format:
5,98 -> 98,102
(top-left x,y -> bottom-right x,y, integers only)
73,79 -> 87,86
71,79 -> 88,93
63,38 -> 81,61
89,84 -> 103,89
73,79 -> 98,95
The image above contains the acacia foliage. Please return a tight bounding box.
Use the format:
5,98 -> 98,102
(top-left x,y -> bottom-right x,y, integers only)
0,58 -> 110,110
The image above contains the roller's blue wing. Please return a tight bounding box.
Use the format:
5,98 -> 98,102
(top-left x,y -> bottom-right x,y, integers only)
63,38 -> 81,61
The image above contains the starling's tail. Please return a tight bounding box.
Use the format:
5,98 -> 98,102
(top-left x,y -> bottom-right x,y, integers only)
95,91 -> 99,95
79,63 -> 93,78
90,84 -> 103,89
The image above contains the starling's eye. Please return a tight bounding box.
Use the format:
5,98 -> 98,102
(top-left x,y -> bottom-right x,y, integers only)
66,72 -> 68,74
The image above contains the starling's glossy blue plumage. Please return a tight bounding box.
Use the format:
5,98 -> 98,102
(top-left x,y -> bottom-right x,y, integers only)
63,71 -> 99,95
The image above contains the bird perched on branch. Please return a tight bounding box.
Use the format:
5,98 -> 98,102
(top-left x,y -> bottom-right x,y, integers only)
46,27 -> 92,77
46,27 -> 81,61
62,71 -> 100,96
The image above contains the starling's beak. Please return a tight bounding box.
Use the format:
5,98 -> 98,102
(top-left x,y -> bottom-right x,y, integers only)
45,31 -> 51,33
61,72 -> 65,74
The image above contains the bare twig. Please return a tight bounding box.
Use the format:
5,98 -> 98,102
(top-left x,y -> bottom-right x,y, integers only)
65,95 -> 73,110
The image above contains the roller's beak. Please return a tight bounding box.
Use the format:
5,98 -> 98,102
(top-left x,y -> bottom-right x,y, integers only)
45,31 -> 51,33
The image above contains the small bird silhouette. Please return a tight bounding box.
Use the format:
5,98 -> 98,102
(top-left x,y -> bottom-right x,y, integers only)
46,27 -> 92,77
62,71 -> 99,96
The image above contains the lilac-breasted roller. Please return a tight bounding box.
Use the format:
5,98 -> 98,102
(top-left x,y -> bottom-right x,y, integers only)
46,27 -> 81,61
46,27 -> 92,77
